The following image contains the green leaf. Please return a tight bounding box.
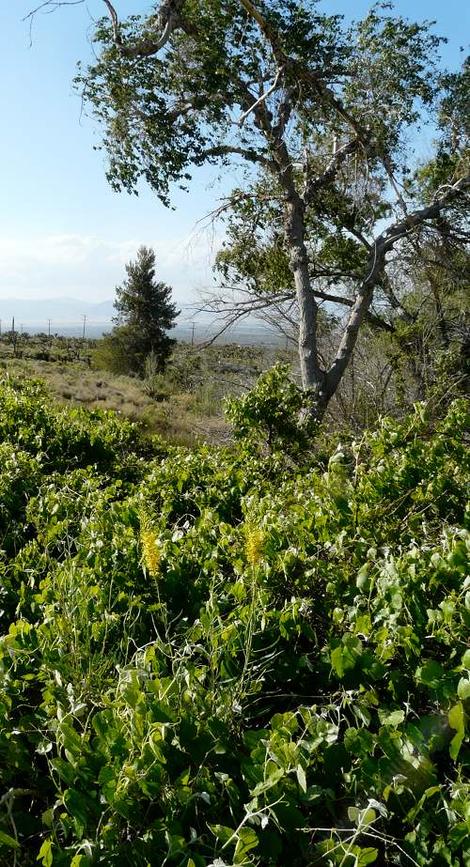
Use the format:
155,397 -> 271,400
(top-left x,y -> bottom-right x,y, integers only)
98,766 -> 117,803
449,729 -> 464,761
359,808 -> 377,827
41,808 -> 54,829
416,659 -> 445,688
59,722 -> 83,761
234,827 -> 259,864
296,764 -> 307,793
357,847 -> 379,865
37,839 -> 53,867
0,830 -> 20,850
448,701 -> 465,760
330,637 -> 362,677
251,767 -> 284,797
449,701 -> 465,730
462,649 -> 470,670
210,824 -> 234,846
348,806 -> 360,822
92,709 -> 115,740
348,807 -> 376,827
331,645 -> 345,677
64,788 -> 90,833
457,678 -> 470,701
356,564 -> 370,590
49,757 -> 76,785
378,709 -> 405,727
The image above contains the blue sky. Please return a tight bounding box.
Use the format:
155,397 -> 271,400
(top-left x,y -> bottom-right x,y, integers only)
0,0 -> 467,306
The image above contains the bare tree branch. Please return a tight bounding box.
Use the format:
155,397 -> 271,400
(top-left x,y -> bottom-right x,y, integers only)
107,0 -> 186,59
237,0 -> 372,144
304,138 -> 362,203
382,152 -> 409,215
326,173 -> 470,396
197,145 -> 275,170
102,0 -> 121,44
272,85 -> 297,139
23,0 -> 84,44
238,66 -> 284,125
24,0 -> 83,18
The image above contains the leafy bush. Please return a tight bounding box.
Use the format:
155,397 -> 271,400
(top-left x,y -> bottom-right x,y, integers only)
0,375 -> 153,477
225,364 -> 317,454
0,377 -> 469,865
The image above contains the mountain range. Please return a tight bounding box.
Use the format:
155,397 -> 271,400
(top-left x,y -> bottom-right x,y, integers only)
0,297 -> 115,327
0,297 -> 284,344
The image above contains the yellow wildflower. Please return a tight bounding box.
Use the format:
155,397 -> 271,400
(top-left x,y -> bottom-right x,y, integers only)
140,526 -> 161,577
245,525 -> 265,567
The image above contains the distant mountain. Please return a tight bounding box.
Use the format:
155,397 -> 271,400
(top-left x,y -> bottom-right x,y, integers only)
0,297 -> 115,327
0,297 -> 285,344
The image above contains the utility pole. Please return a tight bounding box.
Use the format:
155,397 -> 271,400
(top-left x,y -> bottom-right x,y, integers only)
47,319 -> 52,338
11,317 -> 17,357
81,314 -> 87,340
191,322 -> 195,346
0,319 -> 2,336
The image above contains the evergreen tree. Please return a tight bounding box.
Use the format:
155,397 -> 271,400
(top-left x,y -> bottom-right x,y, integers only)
109,246 -> 179,375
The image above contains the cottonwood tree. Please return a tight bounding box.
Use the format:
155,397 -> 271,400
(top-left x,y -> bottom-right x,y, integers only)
371,235 -> 470,404
36,0 -> 469,417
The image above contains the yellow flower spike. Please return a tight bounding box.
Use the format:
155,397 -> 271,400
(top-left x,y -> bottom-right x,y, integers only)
140,522 -> 161,578
245,525 -> 265,568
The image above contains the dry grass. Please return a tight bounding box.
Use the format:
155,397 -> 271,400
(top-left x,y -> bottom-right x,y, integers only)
1,338 -> 295,446
3,356 -> 230,446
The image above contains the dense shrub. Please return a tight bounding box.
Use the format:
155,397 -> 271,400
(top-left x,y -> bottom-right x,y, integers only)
225,363 -> 318,454
0,376 -> 155,477
0,376 -> 468,865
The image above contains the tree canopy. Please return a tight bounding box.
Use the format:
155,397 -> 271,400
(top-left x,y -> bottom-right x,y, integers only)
60,0 -> 469,415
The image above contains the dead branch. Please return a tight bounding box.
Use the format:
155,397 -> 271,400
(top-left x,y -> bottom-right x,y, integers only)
238,66 -> 284,125
304,138 -> 363,203
326,172 -> 470,395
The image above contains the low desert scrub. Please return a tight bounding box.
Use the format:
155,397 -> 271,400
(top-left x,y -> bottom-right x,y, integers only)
0,340 -> 291,445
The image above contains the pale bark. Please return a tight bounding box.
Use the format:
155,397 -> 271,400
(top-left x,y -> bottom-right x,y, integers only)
325,175 -> 470,402
86,0 -> 470,420
274,142 -> 327,405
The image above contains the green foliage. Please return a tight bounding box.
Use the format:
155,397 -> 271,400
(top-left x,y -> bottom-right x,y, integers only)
416,59 -> 469,198
91,327 -> 137,376
69,0 -> 470,421
225,363 -> 317,453
78,2 -> 442,205
100,246 -> 179,376
379,233 -> 470,410
75,3 -> 458,317
0,376 -> 469,864
0,376 -> 149,475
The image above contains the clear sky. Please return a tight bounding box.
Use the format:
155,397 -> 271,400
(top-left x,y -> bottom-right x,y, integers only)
0,0 -> 467,305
